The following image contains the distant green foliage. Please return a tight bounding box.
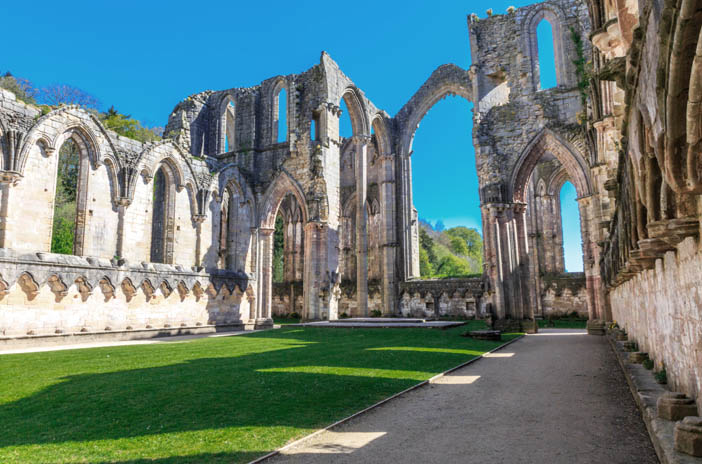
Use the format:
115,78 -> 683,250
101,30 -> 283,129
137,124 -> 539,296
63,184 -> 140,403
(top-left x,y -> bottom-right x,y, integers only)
101,106 -> 161,143
0,73 -> 37,105
272,215 -> 285,283
418,222 -> 483,278
50,140 -> 80,255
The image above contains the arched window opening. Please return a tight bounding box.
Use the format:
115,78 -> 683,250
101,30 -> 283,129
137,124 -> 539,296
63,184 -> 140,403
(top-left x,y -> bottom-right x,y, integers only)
276,88 -> 287,143
150,164 -> 175,264
310,117 -> 318,141
51,139 -> 82,255
411,96 -> 483,278
559,181 -> 583,271
537,19 -> 558,89
272,213 -> 285,283
224,100 -> 235,153
339,97 -> 353,139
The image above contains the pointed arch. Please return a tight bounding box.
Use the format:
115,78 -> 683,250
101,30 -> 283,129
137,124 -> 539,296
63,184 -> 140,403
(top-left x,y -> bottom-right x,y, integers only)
510,129 -> 592,203
260,171 -> 308,229
340,87 -> 370,137
396,64 -> 473,156
522,4 -> 572,90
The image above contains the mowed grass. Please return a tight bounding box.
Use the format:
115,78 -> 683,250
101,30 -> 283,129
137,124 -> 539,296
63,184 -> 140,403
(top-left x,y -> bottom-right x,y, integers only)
0,323 -> 518,463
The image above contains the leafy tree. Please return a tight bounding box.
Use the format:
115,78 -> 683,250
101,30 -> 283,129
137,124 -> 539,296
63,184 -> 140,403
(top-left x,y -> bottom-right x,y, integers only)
448,235 -> 469,255
101,106 -> 161,143
419,246 -> 434,277
272,215 -> 285,283
0,74 -> 38,105
50,140 -> 80,254
435,254 -> 473,277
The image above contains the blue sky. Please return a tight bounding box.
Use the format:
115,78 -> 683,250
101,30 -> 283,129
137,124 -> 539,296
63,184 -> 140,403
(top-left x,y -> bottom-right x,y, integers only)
3,0 -> 582,271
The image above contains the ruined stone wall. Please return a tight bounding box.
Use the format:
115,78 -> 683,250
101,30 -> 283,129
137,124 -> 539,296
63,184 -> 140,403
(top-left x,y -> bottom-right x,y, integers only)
609,238 -> 702,410
588,0 -> 702,408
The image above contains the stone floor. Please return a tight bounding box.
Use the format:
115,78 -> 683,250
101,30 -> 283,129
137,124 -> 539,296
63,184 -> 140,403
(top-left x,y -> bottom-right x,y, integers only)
269,329 -> 658,464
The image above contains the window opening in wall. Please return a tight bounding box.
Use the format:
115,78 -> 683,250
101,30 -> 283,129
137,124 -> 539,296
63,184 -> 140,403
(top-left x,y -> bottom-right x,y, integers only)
310,118 -> 317,141
272,214 -> 284,283
339,97 -> 353,139
151,167 -> 167,263
51,139 -> 80,255
225,100 -> 235,152
560,181 -> 583,271
277,88 -> 287,142
411,97 -> 483,278
537,19 -> 558,89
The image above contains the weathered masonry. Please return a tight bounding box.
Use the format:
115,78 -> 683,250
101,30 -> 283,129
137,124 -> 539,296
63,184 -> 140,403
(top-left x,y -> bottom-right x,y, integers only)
0,0 -> 593,337
1,0 -> 700,413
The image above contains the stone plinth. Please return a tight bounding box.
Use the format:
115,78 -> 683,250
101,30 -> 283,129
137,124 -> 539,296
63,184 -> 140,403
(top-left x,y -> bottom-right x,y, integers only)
586,319 -> 606,335
628,351 -> 648,364
657,393 -> 699,421
674,416 -> 702,457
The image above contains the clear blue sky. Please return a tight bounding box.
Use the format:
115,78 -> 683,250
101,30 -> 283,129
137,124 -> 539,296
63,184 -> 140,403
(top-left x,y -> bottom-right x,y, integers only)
3,0 -> 582,271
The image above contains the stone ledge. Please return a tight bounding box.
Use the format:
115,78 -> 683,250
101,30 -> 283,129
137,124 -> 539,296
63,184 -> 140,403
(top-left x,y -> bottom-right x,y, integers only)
607,335 -> 702,464
0,323 -> 247,349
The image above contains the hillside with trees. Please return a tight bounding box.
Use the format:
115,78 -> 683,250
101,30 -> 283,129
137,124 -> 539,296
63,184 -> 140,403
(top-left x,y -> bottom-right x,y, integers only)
418,219 -> 483,278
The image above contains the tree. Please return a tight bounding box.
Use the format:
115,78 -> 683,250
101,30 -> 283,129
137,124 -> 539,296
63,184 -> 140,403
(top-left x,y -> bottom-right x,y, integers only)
272,215 -> 285,283
448,235 -> 469,255
434,220 -> 445,232
435,254 -> 472,277
101,106 -> 161,143
0,74 -> 38,105
39,83 -> 100,109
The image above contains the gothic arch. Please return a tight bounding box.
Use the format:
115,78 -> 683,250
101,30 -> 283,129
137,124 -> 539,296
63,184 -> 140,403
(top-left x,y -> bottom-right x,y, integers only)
510,129 -> 592,203
271,77 -> 289,143
218,92 -> 237,153
340,87 -> 370,136
259,171 -> 308,229
522,4 -> 572,89
371,114 -> 392,157
397,64 -> 473,156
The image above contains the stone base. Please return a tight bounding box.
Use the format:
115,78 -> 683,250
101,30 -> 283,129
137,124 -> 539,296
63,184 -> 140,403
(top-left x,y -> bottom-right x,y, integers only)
658,393 -> 700,421
493,319 -> 538,333
587,319 -> 606,336
629,351 -> 649,364
464,330 -> 502,341
0,323 -> 246,350
675,417 -> 702,457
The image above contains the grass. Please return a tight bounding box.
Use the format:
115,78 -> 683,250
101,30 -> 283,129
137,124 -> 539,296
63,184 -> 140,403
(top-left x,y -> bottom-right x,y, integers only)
0,323 -> 518,463
272,317 -> 301,325
537,317 -> 588,329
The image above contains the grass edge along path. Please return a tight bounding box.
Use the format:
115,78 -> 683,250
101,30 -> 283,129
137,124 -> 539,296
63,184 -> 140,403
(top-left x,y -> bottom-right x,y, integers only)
0,323 -> 521,464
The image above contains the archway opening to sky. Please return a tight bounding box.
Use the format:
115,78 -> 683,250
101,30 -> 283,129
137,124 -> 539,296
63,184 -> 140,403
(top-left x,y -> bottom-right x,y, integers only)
411,97 -> 483,278
537,19 -> 558,90
559,180 -> 583,271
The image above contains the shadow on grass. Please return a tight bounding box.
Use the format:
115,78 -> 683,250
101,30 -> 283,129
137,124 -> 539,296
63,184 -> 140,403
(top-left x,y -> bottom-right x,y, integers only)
0,327 -> 508,455
96,451 -> 265,464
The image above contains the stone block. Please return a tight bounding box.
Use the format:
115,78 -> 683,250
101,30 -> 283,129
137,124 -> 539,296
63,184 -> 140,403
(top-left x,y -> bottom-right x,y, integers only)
657,392 -> 699,421
628,351 -> 648,364
586,319 -> 606,335
674,416 -> 702,457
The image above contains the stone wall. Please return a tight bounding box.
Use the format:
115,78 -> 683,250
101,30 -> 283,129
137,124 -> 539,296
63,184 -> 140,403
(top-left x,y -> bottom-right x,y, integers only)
609,238 -> 702,411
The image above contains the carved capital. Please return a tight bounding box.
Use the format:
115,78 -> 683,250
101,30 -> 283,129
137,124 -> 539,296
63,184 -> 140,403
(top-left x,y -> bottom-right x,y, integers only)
352,134 -> 372,145
0,171 -> 22,186
192,214 -> 207,225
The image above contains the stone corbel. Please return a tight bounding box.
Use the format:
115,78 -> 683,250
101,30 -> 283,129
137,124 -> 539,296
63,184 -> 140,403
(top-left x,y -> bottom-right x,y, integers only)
0,171 -> 22,186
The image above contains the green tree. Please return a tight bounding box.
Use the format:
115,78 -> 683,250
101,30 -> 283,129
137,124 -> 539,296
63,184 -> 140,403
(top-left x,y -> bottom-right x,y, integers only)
419,227 -> 439,277
50,140 -> 80,254
272,215 -> 285,283
101,106 -> 162,143
435,254 -> 473,277
0,74 -> 37,105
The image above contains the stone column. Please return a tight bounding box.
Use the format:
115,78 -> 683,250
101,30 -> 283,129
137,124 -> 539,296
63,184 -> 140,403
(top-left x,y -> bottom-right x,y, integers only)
114,197 -> 131,261
0,172 -> 21,249
193,214 -> 206,269
354,135 -> 370,317
256,227 -> 275,327
513,202 -> 535,320
485,204 -> 507,318
303,222 -> 329,320
379,154 -> 397,315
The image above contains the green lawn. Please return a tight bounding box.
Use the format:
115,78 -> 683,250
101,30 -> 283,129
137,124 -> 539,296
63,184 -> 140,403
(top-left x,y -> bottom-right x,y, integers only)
0,323 -> 518,463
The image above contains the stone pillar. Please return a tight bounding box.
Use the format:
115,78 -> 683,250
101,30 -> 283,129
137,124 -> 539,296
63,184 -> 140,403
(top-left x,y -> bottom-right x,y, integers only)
485,204 -> 507,318
114,197 -> 131,261
193,214 -> 206,269
0,172 -> 21,248
513,202 -> 534,320
303,222 -> 329,320
256,227 -> 275,327
379,154 -> 397,315
354,135 -> 370,317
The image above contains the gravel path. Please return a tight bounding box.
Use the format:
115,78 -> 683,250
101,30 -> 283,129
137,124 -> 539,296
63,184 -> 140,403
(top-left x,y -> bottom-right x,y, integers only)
269,329 -> 658,464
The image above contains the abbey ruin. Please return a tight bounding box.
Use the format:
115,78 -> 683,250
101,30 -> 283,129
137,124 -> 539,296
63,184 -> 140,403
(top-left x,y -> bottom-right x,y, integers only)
0,0 -> 700,411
